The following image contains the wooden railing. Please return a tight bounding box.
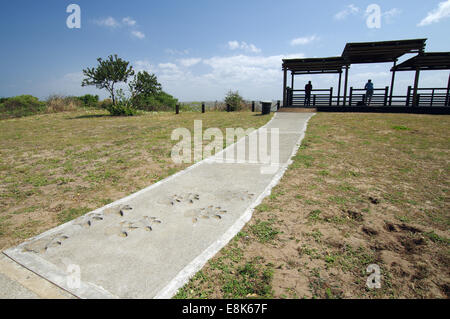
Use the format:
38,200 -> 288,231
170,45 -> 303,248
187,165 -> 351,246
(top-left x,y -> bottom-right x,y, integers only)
406,87 -> 449,107
287,88 -> 333,106
349,87 -> 389,106
284,86 -> 450,107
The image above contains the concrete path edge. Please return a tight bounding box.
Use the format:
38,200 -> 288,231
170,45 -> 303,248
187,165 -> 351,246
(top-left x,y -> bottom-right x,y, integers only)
155,112 -> 315,298
3,112 -> 316,299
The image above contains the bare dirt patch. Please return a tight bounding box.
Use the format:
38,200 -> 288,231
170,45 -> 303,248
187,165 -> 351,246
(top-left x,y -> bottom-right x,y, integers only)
176,112 -> 449,299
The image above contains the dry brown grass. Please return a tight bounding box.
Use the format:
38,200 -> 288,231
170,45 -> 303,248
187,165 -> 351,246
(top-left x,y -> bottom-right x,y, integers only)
45,95 -> 81,113
176,112 -> 450,299
0,109 -> 272,250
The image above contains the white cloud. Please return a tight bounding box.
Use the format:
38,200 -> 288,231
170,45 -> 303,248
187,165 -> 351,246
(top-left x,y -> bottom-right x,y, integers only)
165,48 -> 190,55
178,58 -> 202,67
334,4 -> 360,20
290,35 -> 318,46
94,16 -> 145,40
383,8 -> 401,19
122,17 -> 137,26
134,60 -> 155,73
228,41 -> 240,50
227,41 -> 261,53
94,17 -> 120,28
418,0 -> 450,26
158,63 -> 179,71
131,30 -> 145,39
156,53 -> 305,100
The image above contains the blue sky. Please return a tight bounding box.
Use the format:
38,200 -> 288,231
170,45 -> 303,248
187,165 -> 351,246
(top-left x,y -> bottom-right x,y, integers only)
0,0 -> 449,101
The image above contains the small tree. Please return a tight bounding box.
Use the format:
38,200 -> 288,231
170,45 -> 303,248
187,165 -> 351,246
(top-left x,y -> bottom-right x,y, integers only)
81,54 -> 134,105
224,90 -> 244,111
129,71 -> 162,98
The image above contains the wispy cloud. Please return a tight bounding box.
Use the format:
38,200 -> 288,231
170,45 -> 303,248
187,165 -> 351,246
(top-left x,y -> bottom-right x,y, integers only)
227,41 -> 261,53
122,17 -> 137,26
383,8 -> 401,19
134,60 -> 154,72
290,35 -> 318,46
94,17 -> 120,28
93,16 -> 145,39
131,30 -> 145,39
178,58 -> 202,67
418,0 -> 450,26
334,4 -> 360,20
165,48 -> 190,55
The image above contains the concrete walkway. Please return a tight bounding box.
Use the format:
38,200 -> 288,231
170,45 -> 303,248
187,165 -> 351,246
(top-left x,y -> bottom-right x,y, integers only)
2,112 -> 314,299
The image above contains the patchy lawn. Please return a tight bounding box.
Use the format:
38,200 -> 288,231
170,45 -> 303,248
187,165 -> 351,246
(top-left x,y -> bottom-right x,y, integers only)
175,112 -> 450,299
0,109 -> 272,250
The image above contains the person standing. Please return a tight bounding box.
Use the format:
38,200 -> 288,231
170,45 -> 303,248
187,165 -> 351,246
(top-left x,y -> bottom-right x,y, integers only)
364,79 -> 374,106
305,81 -> 313,106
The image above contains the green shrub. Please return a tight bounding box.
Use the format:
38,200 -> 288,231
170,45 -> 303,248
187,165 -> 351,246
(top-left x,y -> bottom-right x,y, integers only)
77,94 -> 99,108
105,89 -> 136,116
224,90 -> 245,111
105,102 -> 136,116
132,91 -> 178,111
98,98 -> 113,109
0,95 -> 47,119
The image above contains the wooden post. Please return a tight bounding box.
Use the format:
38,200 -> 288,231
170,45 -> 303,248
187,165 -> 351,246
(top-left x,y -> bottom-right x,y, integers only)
384,86 -> 389,106
176,104 -> 179,114
343,66 -> 349,106
202,102 -> 205,113
349,87 -> 353,106
430,89 -> 435,107
291,72 -> 294,90
313,95 -> 316,106
412,67 -> 420,107
329,87 -> 333,106
337,71 -> 342,106
406,86 -> 411,106
252,101 -> 255,112
282,67 -> 287,107
446,72 -> 450,106
389,60 -> 397,106
277,100 -> 280,110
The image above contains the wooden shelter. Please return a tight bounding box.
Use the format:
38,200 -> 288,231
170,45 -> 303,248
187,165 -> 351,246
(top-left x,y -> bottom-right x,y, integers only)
282,38 -> 437,107
391,52 -> 450,106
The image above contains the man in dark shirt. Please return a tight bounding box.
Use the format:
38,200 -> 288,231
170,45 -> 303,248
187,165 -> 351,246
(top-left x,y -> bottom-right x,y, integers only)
305,81 -> 313,106
364,79 -> 374,106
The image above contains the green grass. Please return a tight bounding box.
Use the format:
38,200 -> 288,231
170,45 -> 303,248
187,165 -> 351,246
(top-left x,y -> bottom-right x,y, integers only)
57,207 -> 91,224
0,109 -> 272,250
249,219 -> 279,243
174,112 -> 449,299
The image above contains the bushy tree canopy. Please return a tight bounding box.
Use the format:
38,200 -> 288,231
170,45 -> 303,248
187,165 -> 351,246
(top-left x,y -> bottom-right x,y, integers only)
81,54 -> 134,105
224,90 -> 244,111
129,71 -> 162,98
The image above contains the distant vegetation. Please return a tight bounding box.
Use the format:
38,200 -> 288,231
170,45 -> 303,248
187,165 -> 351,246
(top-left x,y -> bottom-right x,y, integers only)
224,90 -> 245,111
0,54 -> 179,119
81,54 -> 178,116
1,56 -> 261,120
0,94 -> 103,120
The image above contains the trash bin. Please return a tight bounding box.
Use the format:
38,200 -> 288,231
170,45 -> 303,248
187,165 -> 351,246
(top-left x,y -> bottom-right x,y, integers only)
261,101 -> 272,115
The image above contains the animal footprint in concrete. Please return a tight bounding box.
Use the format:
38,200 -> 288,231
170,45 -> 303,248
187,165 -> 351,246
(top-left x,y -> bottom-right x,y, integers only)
185,206 -> 227,224
78,213 -> 104,228
118,216 -> 162,237
170,193 -> 200,205
237,191 -> 255,201
103,204 -> 133,218
23,234 -> 69,254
